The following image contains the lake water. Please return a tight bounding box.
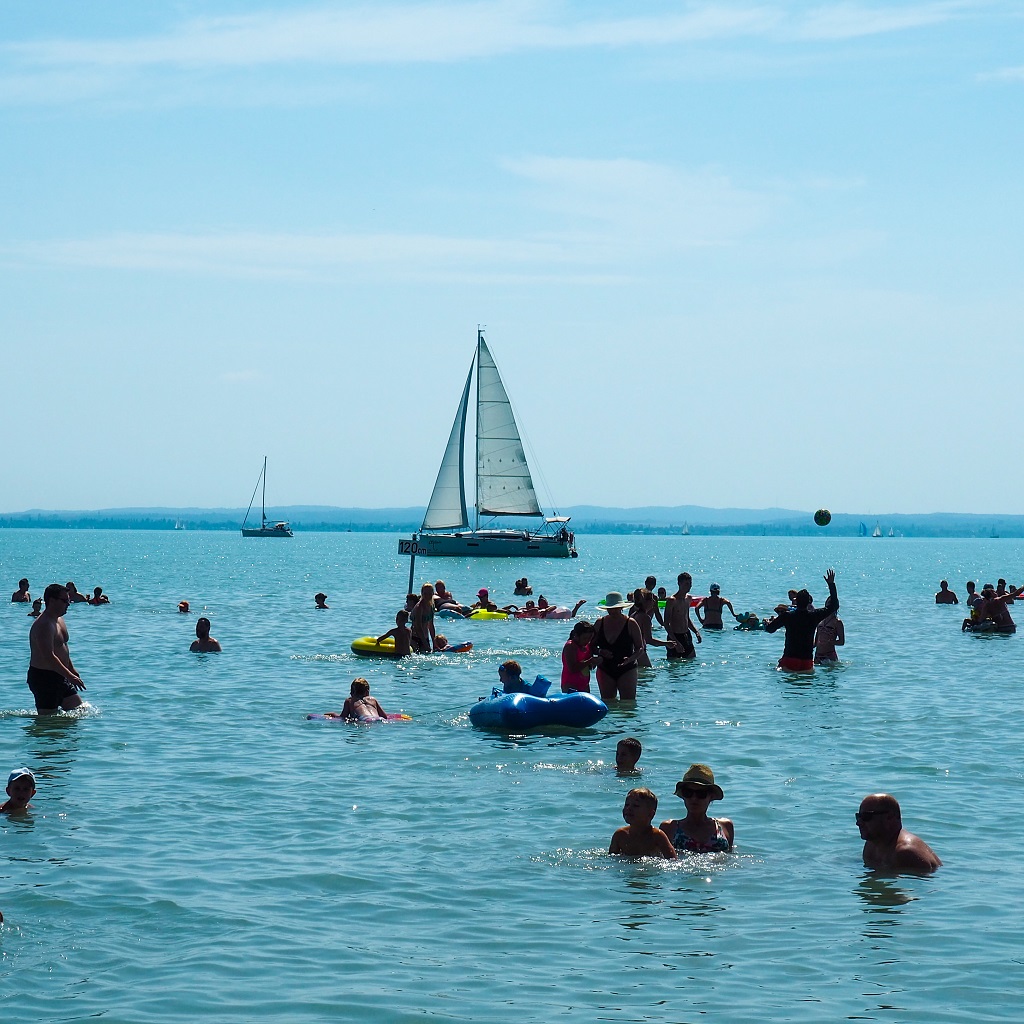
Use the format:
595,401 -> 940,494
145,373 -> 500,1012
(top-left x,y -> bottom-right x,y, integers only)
1,530 -> 1022,1023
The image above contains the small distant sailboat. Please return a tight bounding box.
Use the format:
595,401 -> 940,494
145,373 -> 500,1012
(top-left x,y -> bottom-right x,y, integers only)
872,522 -> 882,538
858,522 -> 868,537
681,522 -> 691,536
888,527 -> 895,538
174,518 -> 186,530
241,457 -> 293,538
405,329 -> 575,558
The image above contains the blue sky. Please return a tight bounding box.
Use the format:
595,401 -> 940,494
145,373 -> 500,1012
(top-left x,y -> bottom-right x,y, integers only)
1,2 -> 1021,514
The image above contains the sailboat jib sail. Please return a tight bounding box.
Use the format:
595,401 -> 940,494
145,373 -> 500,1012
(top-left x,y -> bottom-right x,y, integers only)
409,329 -> 575,558
241,457 -> 293,538
422,366 -> 472,531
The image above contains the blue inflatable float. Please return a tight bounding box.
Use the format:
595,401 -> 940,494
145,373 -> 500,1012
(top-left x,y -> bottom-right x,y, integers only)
469,675 -> 607,730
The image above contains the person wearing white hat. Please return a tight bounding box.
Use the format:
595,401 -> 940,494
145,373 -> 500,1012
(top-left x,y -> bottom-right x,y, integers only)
2,768 -> 36,814
592,593 -> 644,701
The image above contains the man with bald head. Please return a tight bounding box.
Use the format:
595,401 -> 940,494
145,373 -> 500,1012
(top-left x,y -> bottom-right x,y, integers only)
856,793 -> 941,873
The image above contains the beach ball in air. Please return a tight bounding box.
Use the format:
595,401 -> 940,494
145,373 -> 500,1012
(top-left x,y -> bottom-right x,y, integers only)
814,509 -> 832,527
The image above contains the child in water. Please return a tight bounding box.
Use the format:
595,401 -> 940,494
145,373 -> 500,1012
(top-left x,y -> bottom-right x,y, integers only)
615,737 -> 642,773
377,610 -> 412,657
2,768 -> 36,815
326,678 -> 388,722
609,788 -> 676,859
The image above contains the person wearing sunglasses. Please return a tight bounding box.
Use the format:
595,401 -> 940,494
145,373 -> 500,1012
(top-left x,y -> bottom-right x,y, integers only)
660,764 -> 734,853
856,794 -> 941,873
27,584 -> 86,714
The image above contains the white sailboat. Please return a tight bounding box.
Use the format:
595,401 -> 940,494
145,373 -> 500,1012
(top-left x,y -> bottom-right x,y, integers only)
407,330 -> 575,558
872,522 -> 882,538
241,457 -> 293,538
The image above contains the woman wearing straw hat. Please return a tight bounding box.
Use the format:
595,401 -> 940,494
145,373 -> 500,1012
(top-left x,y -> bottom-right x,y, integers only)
659,764 -> 734,853
592,592 -> 644,701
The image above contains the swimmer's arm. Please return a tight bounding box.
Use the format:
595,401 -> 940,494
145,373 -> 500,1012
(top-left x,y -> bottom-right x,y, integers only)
655,828 -> 678,860
695,604 -> 706,626
376,628 -> 397,644
609,828 -> 627,855
835,620 -> 845,646
724,599 -> 738,618
718,817 -> 735,849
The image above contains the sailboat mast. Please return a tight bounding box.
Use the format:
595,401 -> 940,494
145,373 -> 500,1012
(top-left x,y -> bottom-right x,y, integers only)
474,328 -> 483,532
261,456 -> 268,528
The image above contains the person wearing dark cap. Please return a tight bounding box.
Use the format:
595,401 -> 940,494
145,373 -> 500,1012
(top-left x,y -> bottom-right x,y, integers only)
660,764 -> 734,853
314,593 -> 329,609
697,583 -> 739,629
856,793 -> 941,873
765,568 -> 839,671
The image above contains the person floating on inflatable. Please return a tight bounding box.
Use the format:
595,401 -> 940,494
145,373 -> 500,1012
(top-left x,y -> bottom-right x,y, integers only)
324,677 -> 388,722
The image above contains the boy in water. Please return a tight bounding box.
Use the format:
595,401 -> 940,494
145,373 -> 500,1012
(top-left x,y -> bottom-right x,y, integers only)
498,659 -> 528,693
376,610 -> 412,657
2,768 -> 36,814
609,788 -> 676,859
615,737 -> 643,773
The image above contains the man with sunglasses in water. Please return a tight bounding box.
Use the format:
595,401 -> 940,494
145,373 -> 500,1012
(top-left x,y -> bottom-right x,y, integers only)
27,584 -> 86,714
856,793 -> 941,873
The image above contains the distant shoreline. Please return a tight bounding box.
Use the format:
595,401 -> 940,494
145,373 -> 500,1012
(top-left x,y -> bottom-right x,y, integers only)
0,506 -> 1019,539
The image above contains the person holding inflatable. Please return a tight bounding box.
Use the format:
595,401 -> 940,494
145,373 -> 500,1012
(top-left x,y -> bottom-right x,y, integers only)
377,610 -> 412,657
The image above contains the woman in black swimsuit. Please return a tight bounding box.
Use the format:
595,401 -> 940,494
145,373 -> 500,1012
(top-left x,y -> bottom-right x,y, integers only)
593,592 -> 644,701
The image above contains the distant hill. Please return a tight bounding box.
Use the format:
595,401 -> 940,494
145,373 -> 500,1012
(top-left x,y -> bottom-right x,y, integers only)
0,505 -> 1020,537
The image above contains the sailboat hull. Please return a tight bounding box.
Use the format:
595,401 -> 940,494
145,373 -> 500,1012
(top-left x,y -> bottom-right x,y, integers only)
413,530 -> 575,558
242,525 -> 293,538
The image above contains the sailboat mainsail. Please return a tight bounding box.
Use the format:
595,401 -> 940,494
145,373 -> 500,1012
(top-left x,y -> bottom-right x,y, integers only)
476,339 -> 542,518
410,330 -> 575,558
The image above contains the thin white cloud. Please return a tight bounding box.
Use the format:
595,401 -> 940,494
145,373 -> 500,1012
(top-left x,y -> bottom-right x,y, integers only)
978,65 -> 1024,82
5,3 -> 777,69
792,1 -> 967,40
503,156 -> 774,246
1,156 -> 780,281
1,1 -> 969,73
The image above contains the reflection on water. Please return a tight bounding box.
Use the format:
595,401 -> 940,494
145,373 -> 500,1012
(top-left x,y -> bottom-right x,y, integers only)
855,875 -> 916,940
23,714 -> 82,789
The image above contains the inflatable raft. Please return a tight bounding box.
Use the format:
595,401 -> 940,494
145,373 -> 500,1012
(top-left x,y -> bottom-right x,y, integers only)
469,676 -> 608,730
512,606 -> 573,620
350,636 -> 472,657
437,608 -> 508,621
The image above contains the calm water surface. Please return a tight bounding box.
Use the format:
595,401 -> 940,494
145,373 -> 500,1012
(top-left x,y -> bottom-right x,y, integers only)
1,531 -> 1023,1022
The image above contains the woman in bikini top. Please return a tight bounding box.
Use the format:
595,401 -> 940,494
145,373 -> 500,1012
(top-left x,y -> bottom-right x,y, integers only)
660,763 -> 734,853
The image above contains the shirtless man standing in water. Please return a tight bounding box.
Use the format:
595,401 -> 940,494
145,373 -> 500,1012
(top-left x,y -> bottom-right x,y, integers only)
660,572 -> 702,659
27,584 -> 86,714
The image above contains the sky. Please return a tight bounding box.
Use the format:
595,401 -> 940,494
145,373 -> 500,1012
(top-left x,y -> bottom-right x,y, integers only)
1,1 -> 1022,515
